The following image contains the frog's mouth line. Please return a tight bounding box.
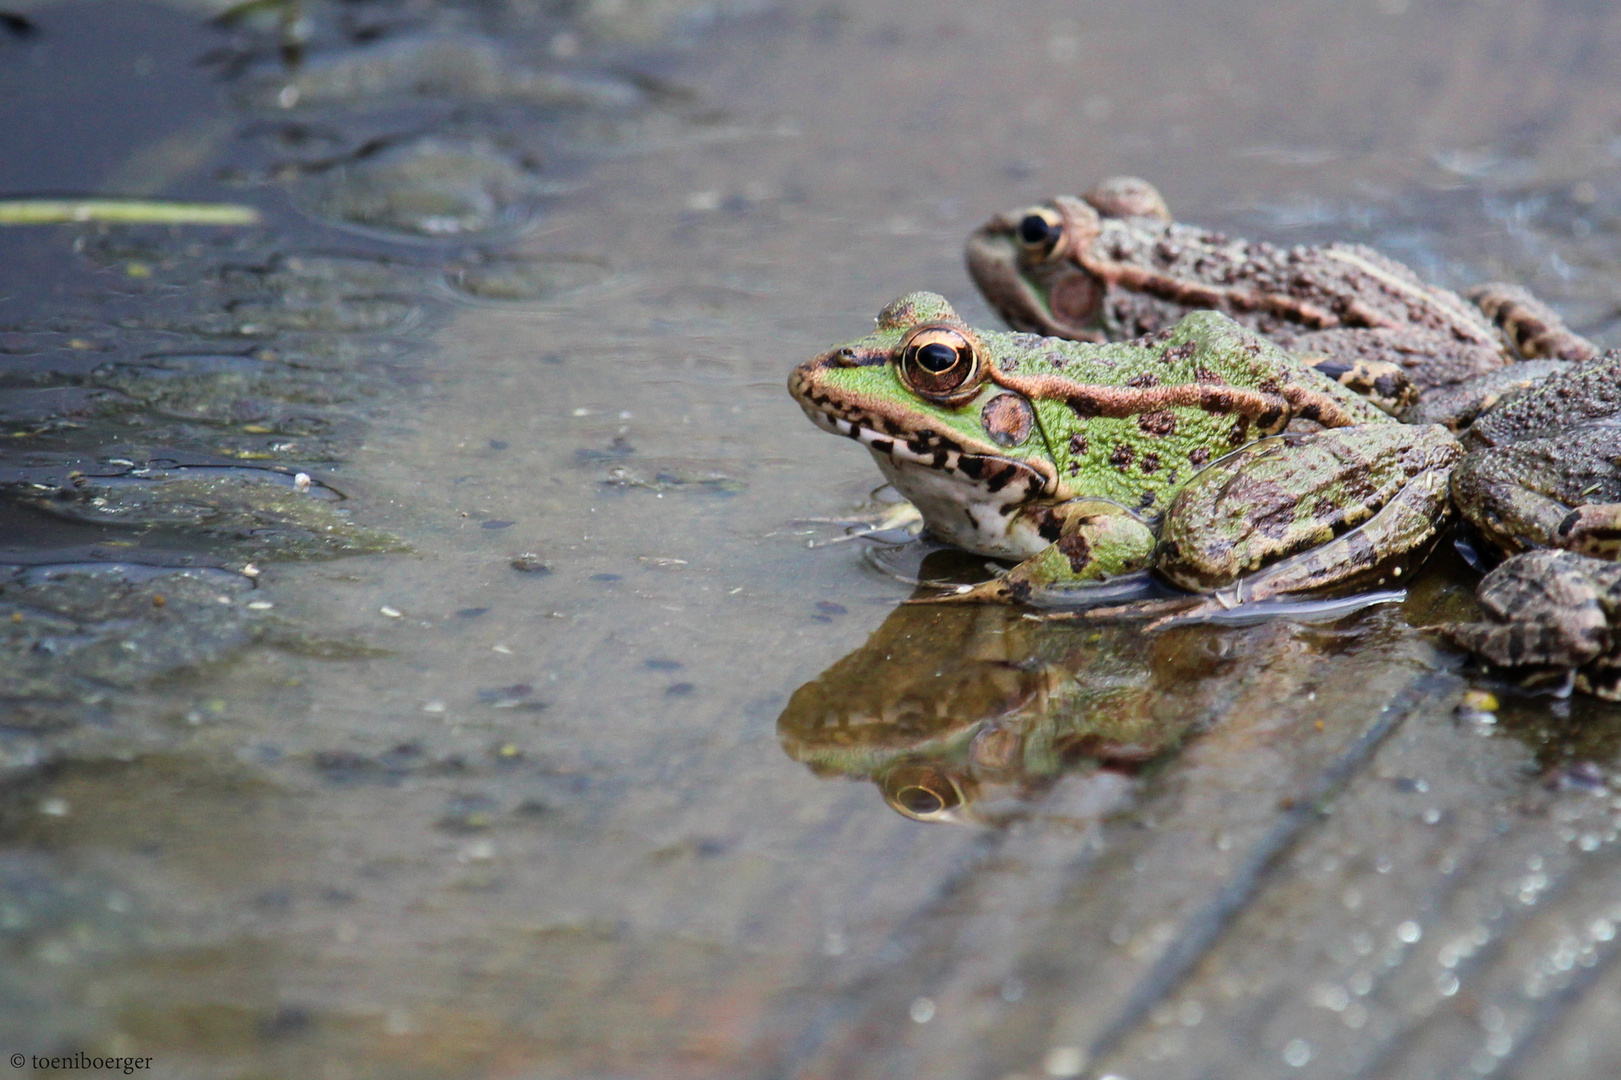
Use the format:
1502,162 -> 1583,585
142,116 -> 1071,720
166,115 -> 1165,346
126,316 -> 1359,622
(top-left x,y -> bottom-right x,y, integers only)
797,402 -> 1056,500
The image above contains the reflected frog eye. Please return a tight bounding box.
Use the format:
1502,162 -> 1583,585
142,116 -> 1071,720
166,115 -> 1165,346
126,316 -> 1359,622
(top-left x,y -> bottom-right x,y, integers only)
897,326 -> 983,401
880,762 -> 970,822
1016,208 -> 1064,256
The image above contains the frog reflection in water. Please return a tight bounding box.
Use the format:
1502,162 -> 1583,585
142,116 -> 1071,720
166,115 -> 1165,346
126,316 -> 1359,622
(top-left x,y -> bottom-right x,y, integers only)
789,292 -> 1460,611
966,176 -> 1598,426
778,594 -> 1227,822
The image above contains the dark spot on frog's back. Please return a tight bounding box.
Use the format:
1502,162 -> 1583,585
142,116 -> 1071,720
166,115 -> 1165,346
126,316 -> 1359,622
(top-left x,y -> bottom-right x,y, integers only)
1126,372 -> 1159,388
1068,432 -> 1088,456
1140,453 -> 1160,474
1162,342 -> 1197,365
981,393 -> 1035,448
1110,444 -> 1136,470
1189,446 -> 1210,467
1138,410 -> 1176,437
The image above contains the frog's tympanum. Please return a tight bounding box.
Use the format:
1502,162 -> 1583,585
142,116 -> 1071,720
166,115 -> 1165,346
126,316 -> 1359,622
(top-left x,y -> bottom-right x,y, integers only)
1443,549 -> 1621,699
778,600 -> 1227,822
789,292 -> 1461,607
966,177 -> 1598,420
1451,351 -> 1621,559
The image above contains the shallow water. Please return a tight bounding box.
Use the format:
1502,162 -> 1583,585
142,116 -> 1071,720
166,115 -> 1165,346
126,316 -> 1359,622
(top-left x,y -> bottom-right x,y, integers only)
6,1 -> 1621,1078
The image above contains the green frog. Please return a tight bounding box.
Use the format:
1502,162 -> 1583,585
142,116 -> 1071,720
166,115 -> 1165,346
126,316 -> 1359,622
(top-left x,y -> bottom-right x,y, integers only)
789,292 -> 1462,606
966,177 -> 1598,416
1443,549 -> 1621,699
1450,351 -> 1621,559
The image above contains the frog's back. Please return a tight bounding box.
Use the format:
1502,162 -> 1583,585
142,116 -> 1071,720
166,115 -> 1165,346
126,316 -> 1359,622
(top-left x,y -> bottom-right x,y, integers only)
990,311 -> 1388,517
1091,218 -> 1498,345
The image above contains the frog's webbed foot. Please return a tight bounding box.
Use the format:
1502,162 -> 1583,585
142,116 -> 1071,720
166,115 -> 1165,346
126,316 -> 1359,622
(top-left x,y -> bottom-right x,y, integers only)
1468,282 -> 1600,362
797,500 -> 923,546
908,577 -> 1017,605
911,500 -> 1157,606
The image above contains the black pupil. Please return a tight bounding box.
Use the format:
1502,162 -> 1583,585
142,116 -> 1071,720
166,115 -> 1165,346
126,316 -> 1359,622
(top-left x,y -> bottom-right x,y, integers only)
897,786 -> 944,815
1018,213 -> 1059,246
915,342 -> 960,373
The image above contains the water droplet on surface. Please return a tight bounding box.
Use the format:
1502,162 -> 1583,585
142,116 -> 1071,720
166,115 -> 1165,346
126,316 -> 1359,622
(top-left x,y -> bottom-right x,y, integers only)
1043,1046 -> 1085,1077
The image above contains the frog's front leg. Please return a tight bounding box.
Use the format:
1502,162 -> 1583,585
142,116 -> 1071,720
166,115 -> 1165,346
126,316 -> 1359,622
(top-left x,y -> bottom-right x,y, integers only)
928,499 -> 1156,604
1400,360 -> 1571,431
1452,431 -> 1621,558
1156,424 -> 1462,601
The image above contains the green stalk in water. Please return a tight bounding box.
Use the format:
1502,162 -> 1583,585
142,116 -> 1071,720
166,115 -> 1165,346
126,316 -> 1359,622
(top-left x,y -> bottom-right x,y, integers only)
0,199 -> 261,226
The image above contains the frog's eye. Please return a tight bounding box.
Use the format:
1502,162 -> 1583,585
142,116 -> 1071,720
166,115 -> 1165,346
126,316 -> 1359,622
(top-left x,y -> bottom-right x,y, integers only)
1015,207 -> 1064,257
897,325 -> 983,401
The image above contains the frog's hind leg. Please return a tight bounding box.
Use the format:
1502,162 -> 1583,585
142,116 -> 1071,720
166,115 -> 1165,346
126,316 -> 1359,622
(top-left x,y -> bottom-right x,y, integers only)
1273,326 -> 1504,401
1157,425 -> 1462,603
1469,282 -> 1600,362
1441,550 -> 1613,668
919,499 -> 1156,605
1451,438 -> 1621,558
1555,504 -> 1621,559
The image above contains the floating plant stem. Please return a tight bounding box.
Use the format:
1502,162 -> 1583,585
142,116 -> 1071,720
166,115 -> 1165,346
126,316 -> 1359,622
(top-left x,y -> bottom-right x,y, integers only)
0,199 -> 261,226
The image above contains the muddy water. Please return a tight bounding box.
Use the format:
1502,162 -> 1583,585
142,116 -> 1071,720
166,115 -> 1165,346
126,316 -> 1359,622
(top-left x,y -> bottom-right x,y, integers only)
7,1 -> 1621,1078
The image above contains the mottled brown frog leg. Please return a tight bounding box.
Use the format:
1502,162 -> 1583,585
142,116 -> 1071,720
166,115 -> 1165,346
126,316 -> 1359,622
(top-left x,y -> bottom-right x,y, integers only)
1399,360 -> 1570,431
1452,449 -> 1621,558
917,499 -> 1156,605
1285,342 -> 1416,415
1469,283 -> 1600,362
1441,551 -> 1614,668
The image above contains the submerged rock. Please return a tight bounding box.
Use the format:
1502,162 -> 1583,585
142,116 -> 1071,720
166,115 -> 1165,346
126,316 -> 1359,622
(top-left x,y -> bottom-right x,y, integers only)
298,136 -> 559,238
259,33 -> 641,110
2,464 -> 404,559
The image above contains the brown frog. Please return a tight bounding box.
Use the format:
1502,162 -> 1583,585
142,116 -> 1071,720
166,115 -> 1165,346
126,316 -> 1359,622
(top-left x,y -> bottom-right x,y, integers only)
1450,351 -> 1621,559
967,177 -> 1598,414
1443,549 -> 1621,699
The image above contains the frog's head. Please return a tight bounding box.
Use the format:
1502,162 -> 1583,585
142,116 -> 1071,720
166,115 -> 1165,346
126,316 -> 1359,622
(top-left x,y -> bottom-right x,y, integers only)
789,292 -> 1060,558
966,194 -> 1112,341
